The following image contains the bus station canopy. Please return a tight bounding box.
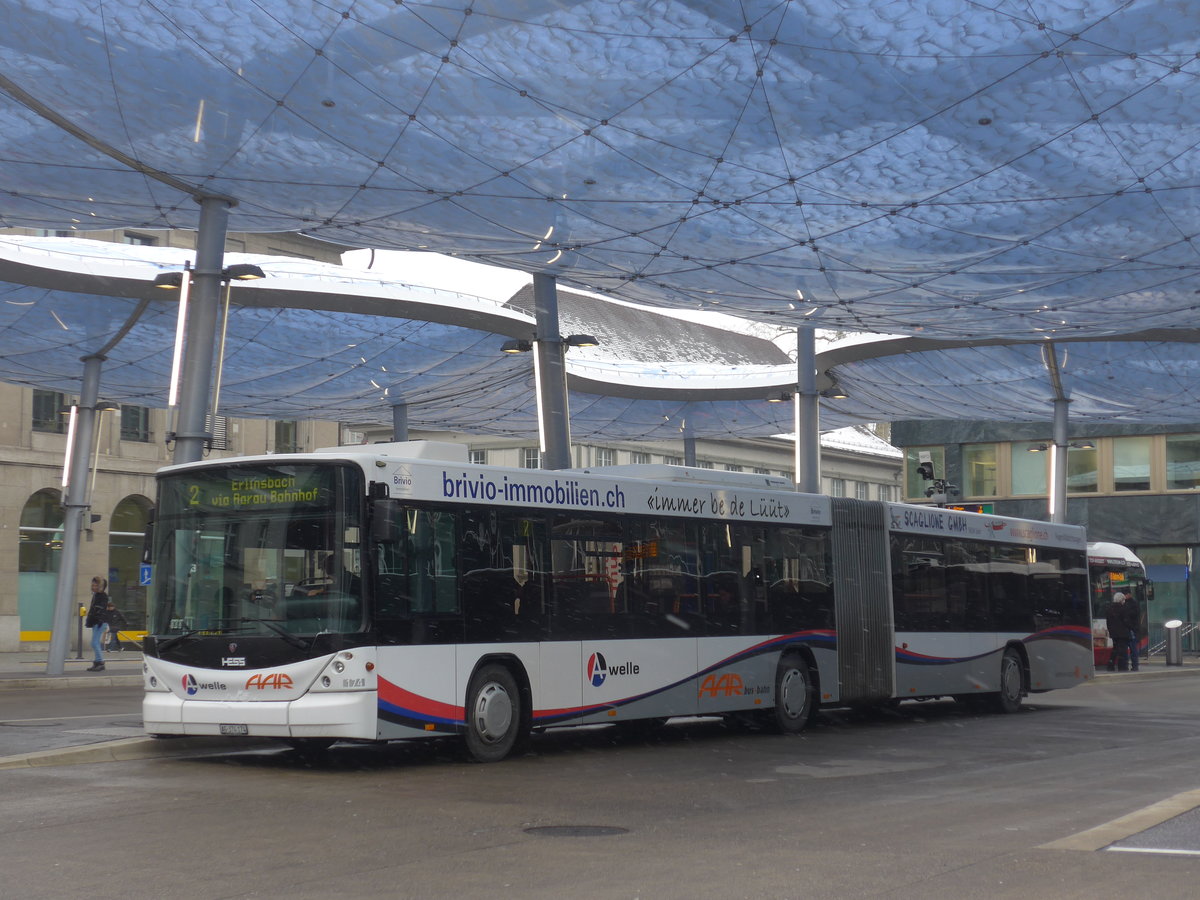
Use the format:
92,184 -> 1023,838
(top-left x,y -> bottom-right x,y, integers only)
3,1 -> 1200,432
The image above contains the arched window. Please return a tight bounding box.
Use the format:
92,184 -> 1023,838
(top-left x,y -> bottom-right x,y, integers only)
19,489 -> 63,573
19,489 -> 64,640
109,495 -> 152,629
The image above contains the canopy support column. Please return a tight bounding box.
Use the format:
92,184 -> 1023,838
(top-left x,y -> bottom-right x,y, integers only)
1050,396 -> 1070,524
683,418 -> 697,467
795,326 -> 821,493
532,273 -> 572,470
391,401 -> 409,442
173,196 -> 230,464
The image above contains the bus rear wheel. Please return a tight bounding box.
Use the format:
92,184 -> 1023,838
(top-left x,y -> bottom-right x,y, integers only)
465,663 -> 525,763
989,648 -> 1024,714
772,652 -> 815,734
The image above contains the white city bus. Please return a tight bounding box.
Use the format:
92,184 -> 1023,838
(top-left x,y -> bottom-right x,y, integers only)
142,442 -> 1094,761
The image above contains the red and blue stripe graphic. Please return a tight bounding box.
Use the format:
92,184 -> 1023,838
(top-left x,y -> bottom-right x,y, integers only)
376,626 -> 1087,731
376,629 -> 836,731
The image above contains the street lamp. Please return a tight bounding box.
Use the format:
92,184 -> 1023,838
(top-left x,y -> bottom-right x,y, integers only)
500,333 -> 601,464
155,262 -> 266,445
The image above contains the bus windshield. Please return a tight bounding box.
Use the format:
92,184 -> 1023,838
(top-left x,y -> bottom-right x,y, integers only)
150,462 -> 364,639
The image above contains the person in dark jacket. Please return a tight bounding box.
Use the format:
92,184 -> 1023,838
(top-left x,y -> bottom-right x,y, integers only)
1122,592 -> 1141,672
105,600 -> 127,651
84,576 -> 109,672
1104,592 -> 1130,672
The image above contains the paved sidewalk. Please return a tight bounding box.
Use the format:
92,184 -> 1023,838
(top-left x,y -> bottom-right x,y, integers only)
0,649 -> 144,691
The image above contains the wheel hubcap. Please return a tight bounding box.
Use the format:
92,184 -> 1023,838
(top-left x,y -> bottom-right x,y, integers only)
780,667 -> 808,719
474,682 -> 513,742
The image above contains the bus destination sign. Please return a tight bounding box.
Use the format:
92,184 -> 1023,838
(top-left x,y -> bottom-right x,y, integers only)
169,467 -> 330,512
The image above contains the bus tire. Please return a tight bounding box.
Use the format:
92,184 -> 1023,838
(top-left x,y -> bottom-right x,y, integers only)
772,652 -> 815,734
465,663 -> 524,763
989,647 -> 1024,714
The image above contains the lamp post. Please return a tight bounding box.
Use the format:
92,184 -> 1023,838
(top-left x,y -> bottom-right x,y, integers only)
44,289 -> 154,675
45,354 -> 116,675
155,240 -> 265,462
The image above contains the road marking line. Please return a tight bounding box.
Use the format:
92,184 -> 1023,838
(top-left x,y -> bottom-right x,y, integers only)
1040,788 -> 1200,852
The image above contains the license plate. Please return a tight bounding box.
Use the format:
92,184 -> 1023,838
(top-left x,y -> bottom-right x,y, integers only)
219,723 -> 249,735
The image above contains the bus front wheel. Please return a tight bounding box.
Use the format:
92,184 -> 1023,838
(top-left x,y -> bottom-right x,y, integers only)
989,648 -> 1025,714
772,652 -> 815,734
465,663 -> 524,763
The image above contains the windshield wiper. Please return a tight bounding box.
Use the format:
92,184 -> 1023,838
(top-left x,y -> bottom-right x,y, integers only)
240,617 -> 311,650
156,629 -> 199,653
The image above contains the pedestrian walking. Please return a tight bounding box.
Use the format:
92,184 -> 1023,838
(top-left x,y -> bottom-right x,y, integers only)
1123,591 -> 1141,672
84,576 -> 109,672
1104,592 -> 1130,672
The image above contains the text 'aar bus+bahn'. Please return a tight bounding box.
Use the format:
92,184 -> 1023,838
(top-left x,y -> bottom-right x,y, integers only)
141,442 -> 1094,761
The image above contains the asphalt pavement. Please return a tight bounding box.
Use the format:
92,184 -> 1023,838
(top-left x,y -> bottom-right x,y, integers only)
8,659 -> 1200,898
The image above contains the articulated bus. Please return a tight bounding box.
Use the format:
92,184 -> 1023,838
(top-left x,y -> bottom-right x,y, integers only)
141,442 -> 1094,761
1088,542 -> 1150,667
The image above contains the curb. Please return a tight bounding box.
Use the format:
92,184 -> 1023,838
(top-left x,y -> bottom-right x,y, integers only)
0,735 -> 279,770
0,674 -> 143,692
1091,666 -> 1200,683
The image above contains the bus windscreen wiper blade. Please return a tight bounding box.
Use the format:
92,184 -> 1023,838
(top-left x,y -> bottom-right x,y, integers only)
157,629 -> 199,653
240,617 -> 310,650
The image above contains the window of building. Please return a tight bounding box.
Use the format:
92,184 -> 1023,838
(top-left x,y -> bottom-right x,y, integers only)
753,467 -> 770,475
829,478 -> 846,497
122,231 -> 157,245
962,443 -> 998,497
522,447 -> 541,469
725,464 -> 743,473
1066,444 -> 1098,493
630,451 -> 651,465
468,449 -> 487,466
697,460 -> 714,469
663,455 -> 684,466
904,446 -> 945,498
1112,436 -> 1152,492
109,495 -> 152,626
595,447 -> 615,467
1011,441 -> 1048,496
274,420 -> 299,454
878,484 -> 894,502
1166,433 -> 1200,490
32,390 -> 69,433
19,489 -> 63,575
119,405 -> 151,442
855,481 -> 869,500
